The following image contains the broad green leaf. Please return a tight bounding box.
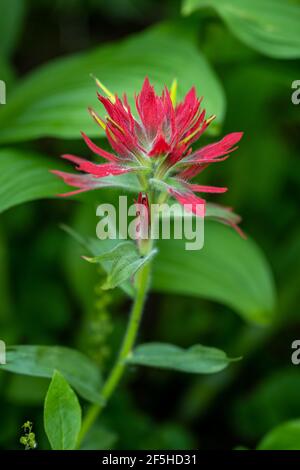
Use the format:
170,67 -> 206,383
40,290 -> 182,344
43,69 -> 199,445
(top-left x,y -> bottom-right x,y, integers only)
0,22 -> 225,144
1,345 -> 103,404
0,148 -> 141,214
182,0 -> 300,59
153,221 -> 276,324
0,0 -> 26,58
127,342 -> 237,374
44,371 -> 81,450
85,241 -> 157,290
257,420 -> 300,450
0,148 -> 65,213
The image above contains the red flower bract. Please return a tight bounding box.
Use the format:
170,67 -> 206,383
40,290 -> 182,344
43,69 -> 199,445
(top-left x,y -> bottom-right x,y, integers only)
53,77 -> 243,233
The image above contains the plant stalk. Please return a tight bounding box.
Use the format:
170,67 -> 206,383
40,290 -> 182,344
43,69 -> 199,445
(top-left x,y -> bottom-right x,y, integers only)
77,261 -> 151,447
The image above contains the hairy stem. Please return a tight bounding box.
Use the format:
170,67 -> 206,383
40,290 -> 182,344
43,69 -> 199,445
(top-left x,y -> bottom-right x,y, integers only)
77,261 -> 151,447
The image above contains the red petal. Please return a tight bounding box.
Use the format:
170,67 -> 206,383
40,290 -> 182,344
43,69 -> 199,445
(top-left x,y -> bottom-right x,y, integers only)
168,188 -> 206,217
136,77 -> 161,138
177,143 -> 235,180
51,170 -> 104,196
175,87 -> 202,137
190,132 -> 243,163
62,154 -> 132,177
81,132 -> 119,162
106,119 -> 141,155
97,94 -> 139,146
177,156 -> 230,180
178,163 -> 209,180
149,134 -> 170,157
188,184 -> 228,194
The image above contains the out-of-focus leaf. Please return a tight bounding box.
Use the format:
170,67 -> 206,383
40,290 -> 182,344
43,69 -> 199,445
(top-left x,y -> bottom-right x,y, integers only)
84,241 -> 138,264
153,221 -> 276,325
44,371 -> 81,450
0,0 -> 26,58
183,0 -> 300,59
257,420 -> 300,450
0,22 -> 225,144
0,148 -> 65,213
127,342 -> 237,374
1,345 -> 103,404
232,368 -> 300,441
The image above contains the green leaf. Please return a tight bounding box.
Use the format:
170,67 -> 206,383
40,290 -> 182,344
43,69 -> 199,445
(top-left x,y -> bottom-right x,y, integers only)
85,241 -> 157,290
0,22 -> 225,144
153,221 -> 276,325
44,370 -> 81,450
102,249 -> 157,291
1,345 -> 103,404
182,0 -> 300,59
127,342 -> 237,374
257,420 -> 300,450
84,241 -> 138,264
0,148 -> 66,213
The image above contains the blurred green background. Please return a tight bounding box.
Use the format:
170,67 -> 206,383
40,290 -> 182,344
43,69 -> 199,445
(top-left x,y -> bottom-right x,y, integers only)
0,0 -> 300,450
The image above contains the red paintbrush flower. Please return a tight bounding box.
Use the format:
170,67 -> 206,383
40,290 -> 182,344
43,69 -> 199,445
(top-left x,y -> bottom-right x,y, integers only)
53,77 -> 243,233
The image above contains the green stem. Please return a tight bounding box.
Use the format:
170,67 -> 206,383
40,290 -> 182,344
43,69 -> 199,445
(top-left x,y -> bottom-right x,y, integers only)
77,261 -> 151,447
